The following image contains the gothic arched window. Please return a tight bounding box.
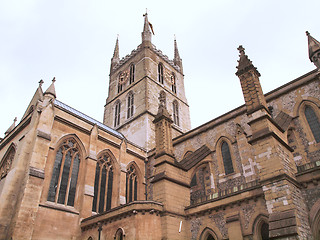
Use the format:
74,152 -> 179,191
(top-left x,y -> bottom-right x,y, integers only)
127,92 -> 134,119
173,101 -> 180,126
221,141 -> 234,175
171,73 -> 177,94
114,101 -> 121,127
129,64 -> 135,84
47,138 -> 81,206
118,72 -> 124,93
158,63 -> 164,84
92,153 -> 114,213
126,165 -> 137,203
305,105 -> 320,143
0,145 -> 15,179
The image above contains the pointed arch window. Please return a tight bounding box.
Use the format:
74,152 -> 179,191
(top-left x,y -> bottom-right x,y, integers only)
129,64 -> 135,84
158,63 -> 164,84
305,105 -> 320,143
92,153 -> 114,213
173,101 -> 180,126
118,72 -> 124,93
171,73 -> 177,94
127,92 -> 134,119
0,145 -> 15,179
114,101 -> 121,127
126,165 -> 138,203
47,138 -> 81,206
221,141 -> 234,175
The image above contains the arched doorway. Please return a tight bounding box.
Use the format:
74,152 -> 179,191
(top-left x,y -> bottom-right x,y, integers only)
199,227 -> 218,240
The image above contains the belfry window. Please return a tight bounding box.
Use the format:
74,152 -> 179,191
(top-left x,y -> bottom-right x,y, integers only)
127,92 -> 134,119
129,64 -> 135,84
305,105 -> 320,143
114,101 -> 121,127
126,165 -> 137,203
158,63 -> 164,84
173,101 -> 180,126
47,138 -> 80,206
221,141 -> 234,175
171,73 -> 177,94
92,153 -> 114,213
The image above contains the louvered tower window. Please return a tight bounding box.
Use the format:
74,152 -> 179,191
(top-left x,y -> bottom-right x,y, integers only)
129,64 -> 135,84
305,105 -> 320,143
221,141 -> 234,175
114,101 -> 121,127
173,101 -> 180,126
171,73 -> 177,94
126,165 -> 137,203
92,154 -> 114,213
127,92 -> 134,119
158,63 -> 164,84
47,138 -> 80,206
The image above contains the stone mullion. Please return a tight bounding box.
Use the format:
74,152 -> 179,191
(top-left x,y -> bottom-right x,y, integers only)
55,149 -> 67,203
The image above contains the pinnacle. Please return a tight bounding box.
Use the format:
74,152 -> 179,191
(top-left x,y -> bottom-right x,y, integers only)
306,31 -> 320,61
235,45 -> 260,77
44,77 -> 56,98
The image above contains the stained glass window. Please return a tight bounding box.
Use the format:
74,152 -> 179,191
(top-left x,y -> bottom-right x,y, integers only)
48,138 -> 80,206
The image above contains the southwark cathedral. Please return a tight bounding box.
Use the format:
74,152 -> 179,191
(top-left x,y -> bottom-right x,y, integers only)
1,13 -> 320,240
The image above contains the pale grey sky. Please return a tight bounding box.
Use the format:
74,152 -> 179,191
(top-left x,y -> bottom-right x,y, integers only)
0,0 -> 319,136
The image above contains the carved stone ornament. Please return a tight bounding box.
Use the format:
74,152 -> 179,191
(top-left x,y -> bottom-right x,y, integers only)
0,148 -> 15,179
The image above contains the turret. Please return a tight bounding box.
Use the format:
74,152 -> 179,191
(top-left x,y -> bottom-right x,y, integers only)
110,37 -> 120,73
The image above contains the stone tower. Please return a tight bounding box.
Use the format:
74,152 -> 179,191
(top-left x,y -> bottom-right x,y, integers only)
103,13 -> 191,150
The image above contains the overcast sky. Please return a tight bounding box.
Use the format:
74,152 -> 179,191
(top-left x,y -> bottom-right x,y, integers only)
0,0 -> 319,137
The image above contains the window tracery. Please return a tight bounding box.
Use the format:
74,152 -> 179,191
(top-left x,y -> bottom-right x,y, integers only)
129,64 -> 135,84
92,153 -> 114,213
47,138 -> 81,206
126,165 -> 137,203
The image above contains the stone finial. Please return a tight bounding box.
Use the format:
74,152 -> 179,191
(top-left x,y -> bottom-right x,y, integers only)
159,91 -> 166,109
173,36 -> 183,73
236,45 -> 260,77
141,12 -> 152,44
39,79 -> 44,87
44,77 -> 56,98
306,31 -> 320,68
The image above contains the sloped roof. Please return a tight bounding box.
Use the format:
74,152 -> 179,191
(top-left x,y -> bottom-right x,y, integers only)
177,145 -> 211,171
274,111 -> 292,132
54,100 -> 124,139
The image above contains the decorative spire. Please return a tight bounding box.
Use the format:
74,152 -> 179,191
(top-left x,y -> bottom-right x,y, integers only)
235,45 -> 260,77
5,117 -> 17,135
44,77 -> 56,98
110,36 -> 120,72
141,12 -> 152,45
173,36 -> 183,73
306,31 -> 320,68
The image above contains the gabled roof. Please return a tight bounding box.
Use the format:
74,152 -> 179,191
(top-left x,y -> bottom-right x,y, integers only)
177,145 -> 211,171
54,100 -> 124,139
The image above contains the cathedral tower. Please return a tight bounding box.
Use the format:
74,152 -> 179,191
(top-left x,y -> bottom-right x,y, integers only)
103,13 -> 191,150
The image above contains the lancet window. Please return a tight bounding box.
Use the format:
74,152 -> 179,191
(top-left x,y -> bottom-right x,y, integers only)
127,92 -> 134,119
221,141 -> 234,175
92,153 -> 114,213
129,64 -> 135,84
114,101 -> 121,127
126,165 -> 137,203
47,138 -> 81,206
171,73 -> 177,93
158,63 -> 164,84
173,101 -> 180,126
305,105 -> 320,143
